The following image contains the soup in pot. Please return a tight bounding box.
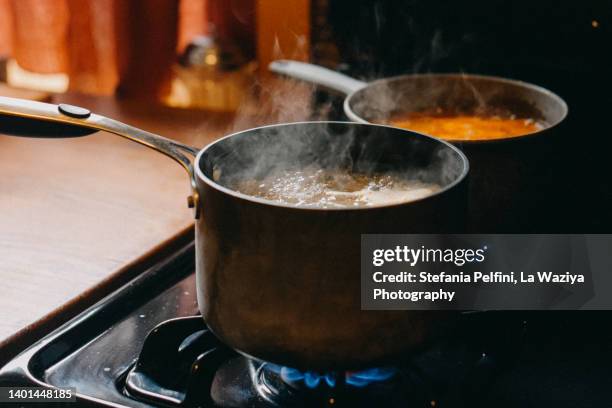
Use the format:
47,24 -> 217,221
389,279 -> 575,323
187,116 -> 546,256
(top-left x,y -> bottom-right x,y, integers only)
387,112 -> 542,141
232,167 -> 441,208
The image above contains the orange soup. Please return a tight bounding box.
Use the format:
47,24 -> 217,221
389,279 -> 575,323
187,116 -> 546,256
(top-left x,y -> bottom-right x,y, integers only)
388,113 -> 542,141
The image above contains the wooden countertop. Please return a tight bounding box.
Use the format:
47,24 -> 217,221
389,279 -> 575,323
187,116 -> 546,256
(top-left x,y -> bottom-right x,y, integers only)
0,94 -> 244,362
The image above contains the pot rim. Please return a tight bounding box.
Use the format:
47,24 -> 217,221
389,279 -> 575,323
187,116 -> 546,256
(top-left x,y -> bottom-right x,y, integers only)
194,121 -> 469,212
344,72 -> 569,145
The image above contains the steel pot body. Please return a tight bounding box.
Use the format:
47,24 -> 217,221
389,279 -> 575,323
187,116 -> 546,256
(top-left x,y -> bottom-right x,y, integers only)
194,122 -> 469,369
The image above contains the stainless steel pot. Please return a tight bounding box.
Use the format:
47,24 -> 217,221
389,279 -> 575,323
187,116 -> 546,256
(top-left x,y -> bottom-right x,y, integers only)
0,96 -> 469,370
270,60 -> 569,232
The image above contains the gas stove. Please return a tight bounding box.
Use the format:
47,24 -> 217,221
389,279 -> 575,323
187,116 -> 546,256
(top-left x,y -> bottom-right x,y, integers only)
1,240 -> 611,407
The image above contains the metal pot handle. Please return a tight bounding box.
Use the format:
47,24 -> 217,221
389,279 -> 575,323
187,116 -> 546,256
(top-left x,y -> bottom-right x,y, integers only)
0,96 -> 201,218
269,60 -> 367,95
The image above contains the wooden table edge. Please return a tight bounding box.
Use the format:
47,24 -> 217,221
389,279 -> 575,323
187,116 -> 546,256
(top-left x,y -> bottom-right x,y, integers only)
0,224 -> 195,367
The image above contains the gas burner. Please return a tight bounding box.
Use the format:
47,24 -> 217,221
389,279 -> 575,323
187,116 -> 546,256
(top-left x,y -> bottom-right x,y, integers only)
252,363 -> 400,406
209,353 -> 434,407
250,361 -> 420,407
262,364 -> 397,389
123,317 -> 233,406
121,313 -> 525,407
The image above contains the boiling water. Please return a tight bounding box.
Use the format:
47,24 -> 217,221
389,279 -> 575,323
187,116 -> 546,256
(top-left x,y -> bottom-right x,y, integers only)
232,167 -> 441,208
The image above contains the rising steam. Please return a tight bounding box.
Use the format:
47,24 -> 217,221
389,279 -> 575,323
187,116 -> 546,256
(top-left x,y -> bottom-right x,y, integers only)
206,35 -> 467,205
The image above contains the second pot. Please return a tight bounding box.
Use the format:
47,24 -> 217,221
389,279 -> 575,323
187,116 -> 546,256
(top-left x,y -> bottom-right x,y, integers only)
270,60 -> 569,232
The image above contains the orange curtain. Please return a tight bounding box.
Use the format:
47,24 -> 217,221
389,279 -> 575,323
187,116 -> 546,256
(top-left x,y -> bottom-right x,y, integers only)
0,0 -> 13,59
0,0 -> 208,98
10,0 -> 70,74
65,0 -> 119,94
113,0 -> 179,99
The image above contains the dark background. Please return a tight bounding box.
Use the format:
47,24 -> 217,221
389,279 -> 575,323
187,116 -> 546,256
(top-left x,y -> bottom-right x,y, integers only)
319,0 -> 611,232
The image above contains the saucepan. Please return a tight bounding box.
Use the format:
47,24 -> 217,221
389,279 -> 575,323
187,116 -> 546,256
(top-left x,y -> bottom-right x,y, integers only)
0,96 -> 468,370
270,60 -> 569,232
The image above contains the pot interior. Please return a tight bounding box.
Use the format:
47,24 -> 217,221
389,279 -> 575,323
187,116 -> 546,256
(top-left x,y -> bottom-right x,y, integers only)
348,75 -> 567,133
198,122 -> 468,207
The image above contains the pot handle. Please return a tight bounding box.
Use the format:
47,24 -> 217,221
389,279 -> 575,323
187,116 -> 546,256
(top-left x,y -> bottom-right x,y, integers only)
269,60 -> 367,95
0,96 -> 201,218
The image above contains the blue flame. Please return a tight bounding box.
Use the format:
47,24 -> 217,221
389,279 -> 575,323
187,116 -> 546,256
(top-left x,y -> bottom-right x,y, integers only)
266,364 -> 395,389
275,366 -> 337,388
345,367 -> 396,387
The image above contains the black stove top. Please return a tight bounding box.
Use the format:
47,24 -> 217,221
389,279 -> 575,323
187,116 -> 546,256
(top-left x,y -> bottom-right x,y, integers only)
1,241 -> 611,407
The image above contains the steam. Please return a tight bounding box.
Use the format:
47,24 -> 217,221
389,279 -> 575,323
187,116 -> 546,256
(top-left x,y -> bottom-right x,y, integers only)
206,35 -> 470,205
352,72 -> 545,126
211,120 -> 465,208
229,37 -> 331,133
344,21 -> 542,126
213,36 -> 347,189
